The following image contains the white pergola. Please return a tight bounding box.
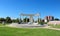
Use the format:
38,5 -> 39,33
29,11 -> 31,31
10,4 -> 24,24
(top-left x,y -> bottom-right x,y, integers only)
20,13 -> 40,24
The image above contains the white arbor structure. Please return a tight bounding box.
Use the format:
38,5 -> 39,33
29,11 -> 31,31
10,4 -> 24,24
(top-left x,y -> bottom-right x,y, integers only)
20,13 -> 40,24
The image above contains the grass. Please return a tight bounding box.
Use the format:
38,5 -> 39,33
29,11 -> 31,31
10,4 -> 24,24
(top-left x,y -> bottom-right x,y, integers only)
0,23 -> 5,26
0,23 -> 60,36
0,27 -> 60,36
0,23 -> 10,26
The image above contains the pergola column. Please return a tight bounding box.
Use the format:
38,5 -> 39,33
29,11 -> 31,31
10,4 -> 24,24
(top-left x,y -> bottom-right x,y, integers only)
29,16 -> 33,23
38,16 -> 40,24
26,16 -> 27,23
19,15 -> 21,22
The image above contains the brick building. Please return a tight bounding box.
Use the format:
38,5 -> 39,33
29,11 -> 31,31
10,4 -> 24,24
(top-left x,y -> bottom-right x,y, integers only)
45,16 -> 54,21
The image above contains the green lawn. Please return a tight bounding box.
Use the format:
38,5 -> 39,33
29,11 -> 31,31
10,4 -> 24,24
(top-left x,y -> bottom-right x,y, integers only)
0,23 -> 10,26
0,27 -> 60,36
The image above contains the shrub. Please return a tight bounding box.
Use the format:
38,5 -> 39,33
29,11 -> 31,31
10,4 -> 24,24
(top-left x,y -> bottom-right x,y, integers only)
38,21 -> 44,25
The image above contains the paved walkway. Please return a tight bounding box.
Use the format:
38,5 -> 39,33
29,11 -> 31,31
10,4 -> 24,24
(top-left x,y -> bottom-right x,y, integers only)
48,28 -> 60,30
40,26 -> 60,31
1,23 -> 60,31
0,25 -> 60,31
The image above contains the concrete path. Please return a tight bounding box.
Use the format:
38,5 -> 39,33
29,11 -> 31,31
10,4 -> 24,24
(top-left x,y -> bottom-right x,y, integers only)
5,23 -> 60,31
46,27 -> 60,31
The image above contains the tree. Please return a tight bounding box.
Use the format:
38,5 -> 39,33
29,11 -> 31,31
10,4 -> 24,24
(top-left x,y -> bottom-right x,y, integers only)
0,18 -> 5,23
6,17 -> 12,23
12,18 -> 22,23
27,18 -> 29,22
12,19 -> 16,23
23,17 -> 29,23
38,20 -> 44,25
38,18 -> 41,23
54,18 -> 60,21
15,18 -> 19,23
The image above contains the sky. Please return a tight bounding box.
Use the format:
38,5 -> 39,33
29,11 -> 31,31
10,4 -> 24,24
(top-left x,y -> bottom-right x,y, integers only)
0,0 -> 60,19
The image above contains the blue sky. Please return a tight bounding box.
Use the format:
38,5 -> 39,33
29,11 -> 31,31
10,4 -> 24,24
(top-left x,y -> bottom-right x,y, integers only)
0,0 -> 60,19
